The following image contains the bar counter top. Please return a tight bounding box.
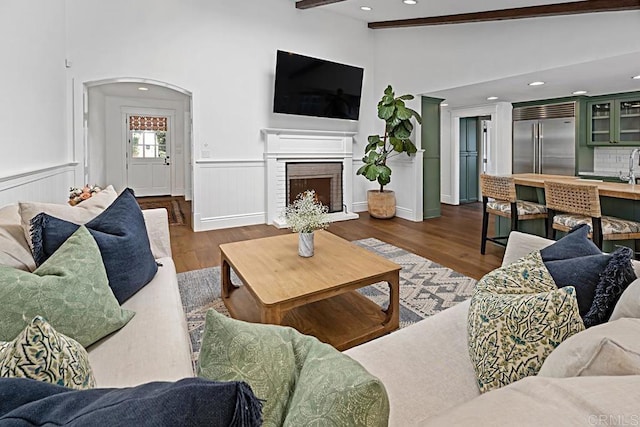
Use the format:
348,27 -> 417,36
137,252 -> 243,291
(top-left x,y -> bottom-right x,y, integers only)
511,173 -> 640,201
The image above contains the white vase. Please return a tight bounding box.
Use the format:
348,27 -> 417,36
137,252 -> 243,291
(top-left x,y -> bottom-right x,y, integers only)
298,232 -> 314,257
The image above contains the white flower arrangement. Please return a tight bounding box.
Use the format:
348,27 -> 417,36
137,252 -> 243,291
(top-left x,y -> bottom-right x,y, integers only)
283,190 -> 330,233
68,184 -> 102,206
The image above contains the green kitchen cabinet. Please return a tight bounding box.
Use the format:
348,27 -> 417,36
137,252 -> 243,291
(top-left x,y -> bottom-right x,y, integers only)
587,94 -> 640,146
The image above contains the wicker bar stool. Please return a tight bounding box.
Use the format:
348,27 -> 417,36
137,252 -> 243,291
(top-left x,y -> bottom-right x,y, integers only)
544,180 -> 640,250
480,174 -> 548,254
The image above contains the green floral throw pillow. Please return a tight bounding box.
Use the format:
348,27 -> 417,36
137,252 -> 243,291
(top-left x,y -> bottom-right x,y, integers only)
0,316 -> 95,390
468,251 -> 585,393
0,226 -> 134,348
197,309 -> 389,427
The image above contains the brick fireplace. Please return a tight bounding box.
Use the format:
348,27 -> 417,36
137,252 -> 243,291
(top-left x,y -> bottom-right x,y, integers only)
286,162 -> 343,213
262,128 -> 359,228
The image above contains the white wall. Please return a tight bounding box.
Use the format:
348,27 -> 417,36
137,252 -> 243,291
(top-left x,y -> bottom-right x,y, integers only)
87,89 -> 106,186
0,0 -> 74,200
65,0 -> 378,230
372,10 -> 640,206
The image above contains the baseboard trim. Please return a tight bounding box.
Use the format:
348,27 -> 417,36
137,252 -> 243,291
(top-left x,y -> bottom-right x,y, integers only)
194,212 -> 266,231
352,201 -> 368,212
395,206 -> 417,221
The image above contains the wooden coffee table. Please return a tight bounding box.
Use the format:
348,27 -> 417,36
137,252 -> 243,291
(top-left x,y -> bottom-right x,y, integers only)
219,230 -> 400,350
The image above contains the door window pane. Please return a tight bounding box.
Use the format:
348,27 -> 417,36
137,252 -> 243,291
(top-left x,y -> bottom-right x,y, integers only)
129,115 -> 168,159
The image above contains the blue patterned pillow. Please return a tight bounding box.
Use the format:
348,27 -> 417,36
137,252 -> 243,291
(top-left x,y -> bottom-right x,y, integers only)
0,316 -> 95,390
31,189 -> 157,304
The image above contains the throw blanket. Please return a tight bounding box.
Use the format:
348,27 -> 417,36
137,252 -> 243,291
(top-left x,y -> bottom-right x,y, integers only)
0,377 -> 262,427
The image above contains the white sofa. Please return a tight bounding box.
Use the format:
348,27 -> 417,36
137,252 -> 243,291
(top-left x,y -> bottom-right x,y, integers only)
0,204 -> 194,387
3,201 -> 640,425
345,231 -> 640,426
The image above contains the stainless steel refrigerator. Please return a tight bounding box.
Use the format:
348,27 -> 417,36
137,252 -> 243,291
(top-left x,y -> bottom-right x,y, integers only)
513,102 -> 576,175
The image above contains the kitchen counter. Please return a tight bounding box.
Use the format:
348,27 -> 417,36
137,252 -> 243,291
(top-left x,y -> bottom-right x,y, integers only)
511,173 -> 640,201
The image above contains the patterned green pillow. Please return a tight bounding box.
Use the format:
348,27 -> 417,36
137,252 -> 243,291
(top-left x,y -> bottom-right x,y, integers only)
468,251 -> 585,393
0,316 -> 95,390
0,226 -> 134,348
197,309 -> 389,427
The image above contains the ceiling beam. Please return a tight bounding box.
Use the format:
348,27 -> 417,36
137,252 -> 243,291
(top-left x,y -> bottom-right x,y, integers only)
296,0 -> 348,10
368,0 -> 640,29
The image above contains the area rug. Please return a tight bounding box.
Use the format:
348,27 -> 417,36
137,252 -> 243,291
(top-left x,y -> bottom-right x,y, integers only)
177,238 -> 477,366
136,199 -> 185,225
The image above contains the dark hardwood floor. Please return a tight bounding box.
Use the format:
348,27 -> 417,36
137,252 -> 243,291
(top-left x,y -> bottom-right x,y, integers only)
163,198 -> 504,280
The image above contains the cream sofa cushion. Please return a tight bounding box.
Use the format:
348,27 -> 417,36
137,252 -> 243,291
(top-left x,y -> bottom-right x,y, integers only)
0,205 -> 34,271
345,300 -> 480,427
87,257 -> 193,387
539,318 -> 640,377
18,185 -> 117,251
610,279 -> 640,321
422,375 -> 640,426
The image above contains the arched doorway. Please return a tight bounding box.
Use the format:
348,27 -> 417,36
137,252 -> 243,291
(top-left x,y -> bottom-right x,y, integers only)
83,78 -> 193,200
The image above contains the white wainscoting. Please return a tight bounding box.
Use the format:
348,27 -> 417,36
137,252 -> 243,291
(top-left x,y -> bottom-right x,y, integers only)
0,164 -> 78,208
192,160 -> 266,231
192,153 -> 423,232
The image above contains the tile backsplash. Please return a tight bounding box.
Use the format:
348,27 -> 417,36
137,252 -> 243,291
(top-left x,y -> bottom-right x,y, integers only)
593,146 -> 640,175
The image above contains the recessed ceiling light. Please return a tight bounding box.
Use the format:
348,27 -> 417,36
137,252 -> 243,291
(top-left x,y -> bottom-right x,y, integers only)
360,6 -> 372,11
633,75 -> 640,80
528,81 -> 545,86
572,90 -> 588,95
403,0 -> 418,4
137,87 -> 149,91
441,103 -> 448,107
487,96 -> 499,101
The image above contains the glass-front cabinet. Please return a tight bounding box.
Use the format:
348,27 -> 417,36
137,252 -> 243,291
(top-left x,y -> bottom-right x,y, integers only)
588,95 -> 640,146
619,99 -> 640,144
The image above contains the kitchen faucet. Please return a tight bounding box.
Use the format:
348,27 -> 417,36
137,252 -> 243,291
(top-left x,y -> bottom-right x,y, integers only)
620,148 -> 640,184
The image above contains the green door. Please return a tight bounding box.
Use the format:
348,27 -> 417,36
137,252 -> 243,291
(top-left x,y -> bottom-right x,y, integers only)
422,96 -> 443,219
459,117 -> 479,203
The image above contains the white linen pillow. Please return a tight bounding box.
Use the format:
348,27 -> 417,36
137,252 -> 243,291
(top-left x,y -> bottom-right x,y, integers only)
610,279 -> 640,321
18,185 -> 118,251
538,318 -> 640,377
0,205 -> 35,271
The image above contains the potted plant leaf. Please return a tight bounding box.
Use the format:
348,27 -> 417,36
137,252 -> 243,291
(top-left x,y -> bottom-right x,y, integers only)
357,85 -> 423,218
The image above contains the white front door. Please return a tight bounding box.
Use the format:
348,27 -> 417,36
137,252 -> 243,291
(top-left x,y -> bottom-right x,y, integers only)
127,114 -> 171,196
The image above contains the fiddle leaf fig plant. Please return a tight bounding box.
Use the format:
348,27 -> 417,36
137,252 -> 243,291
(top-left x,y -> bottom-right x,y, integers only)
357,85 -> 422,192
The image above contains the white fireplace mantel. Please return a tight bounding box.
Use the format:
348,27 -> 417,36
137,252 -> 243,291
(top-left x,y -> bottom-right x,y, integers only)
261,128 -> 359,227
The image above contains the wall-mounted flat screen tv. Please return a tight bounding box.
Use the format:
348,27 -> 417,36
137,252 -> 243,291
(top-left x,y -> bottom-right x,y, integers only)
273,50 -> 364,120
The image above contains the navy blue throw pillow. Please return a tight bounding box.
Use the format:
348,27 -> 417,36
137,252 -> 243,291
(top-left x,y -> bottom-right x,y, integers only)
540,224 -> 607,319
583,246 -> 637,328
30,188 -> 157,303
544,254 -> 611,316
0,377 -> 262,427
540,224 -> 602,262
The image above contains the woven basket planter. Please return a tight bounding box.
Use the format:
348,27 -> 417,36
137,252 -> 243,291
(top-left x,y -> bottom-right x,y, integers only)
367,190 -> 396,219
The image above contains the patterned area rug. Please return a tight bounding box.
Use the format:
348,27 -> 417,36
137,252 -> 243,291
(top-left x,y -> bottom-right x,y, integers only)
177,238 -> 477,366
136,199 -> 185,225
